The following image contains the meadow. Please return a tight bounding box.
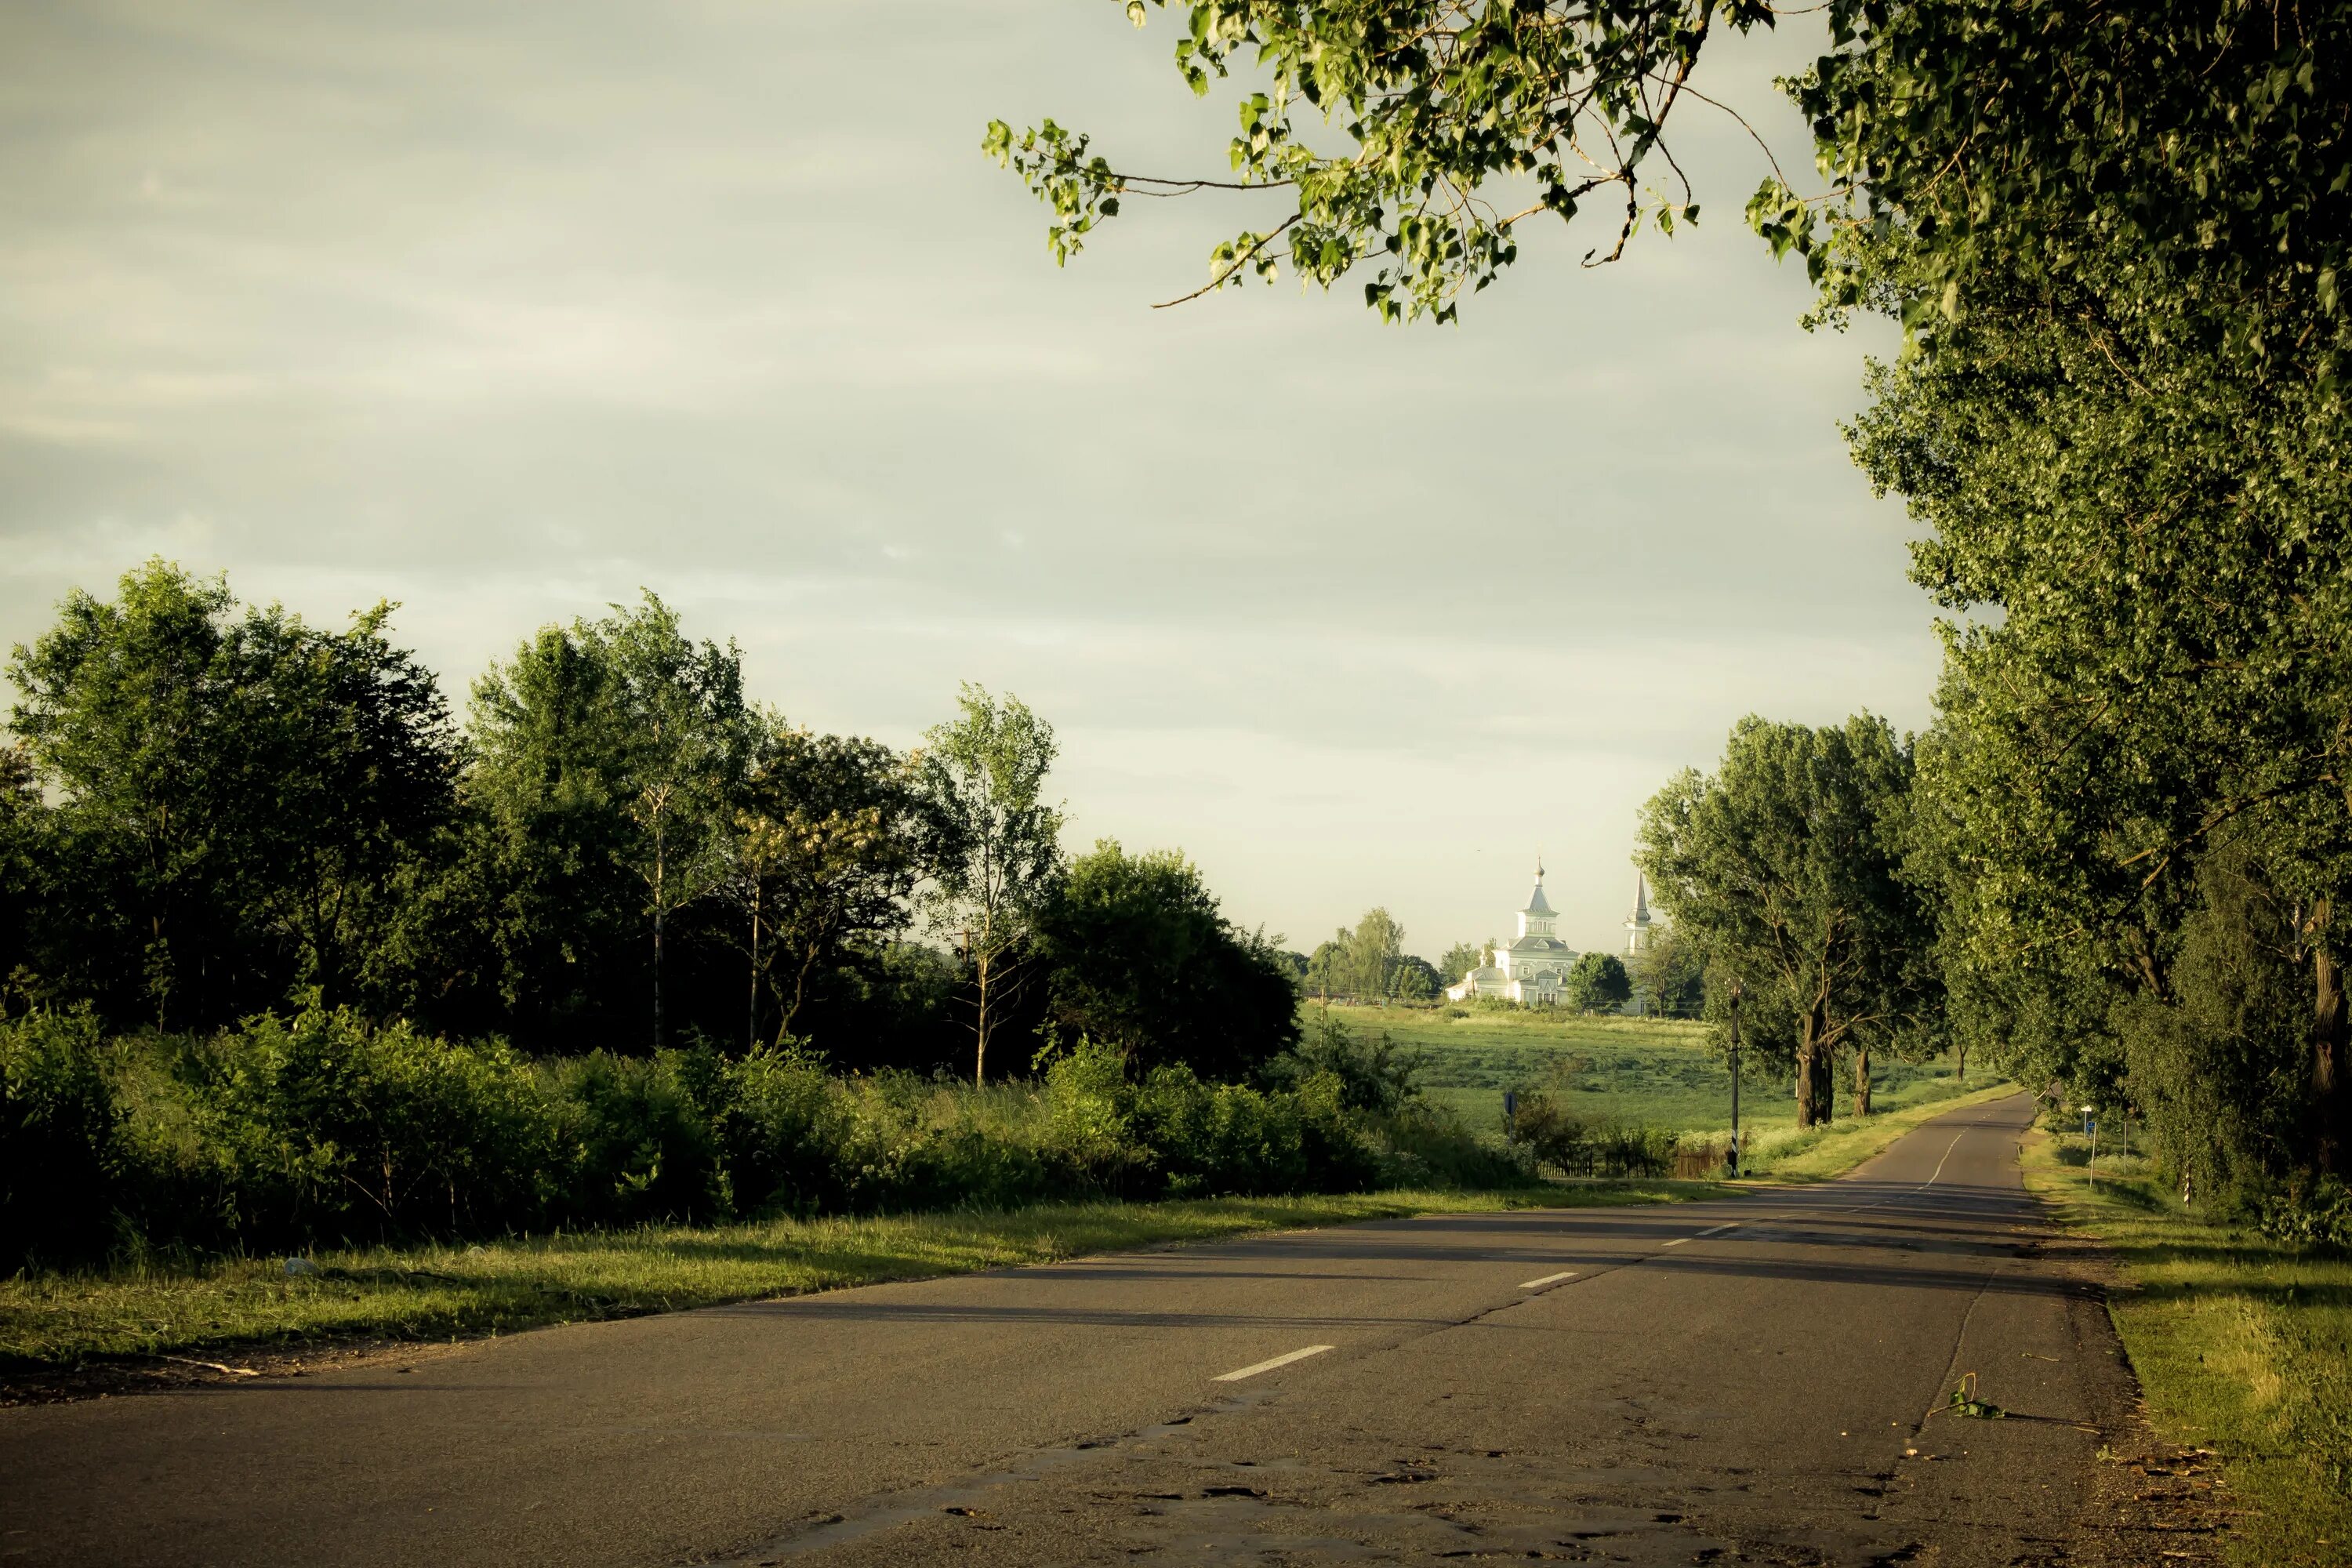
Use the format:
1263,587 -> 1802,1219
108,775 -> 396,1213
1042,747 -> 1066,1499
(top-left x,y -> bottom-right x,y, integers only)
1311,1003 -> 1984,1140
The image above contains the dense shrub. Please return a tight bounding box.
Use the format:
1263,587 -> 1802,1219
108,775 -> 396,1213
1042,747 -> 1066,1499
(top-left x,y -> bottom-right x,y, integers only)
191,1007 -> 559,1246
1507,1090 -> 1675,1178
1,1010 -> 123,1269
2257,1174 -> 2352,1252
1,1011 -> 1543,1268
545,1051 -> 724,1228
1261,1014 -> 1425,1114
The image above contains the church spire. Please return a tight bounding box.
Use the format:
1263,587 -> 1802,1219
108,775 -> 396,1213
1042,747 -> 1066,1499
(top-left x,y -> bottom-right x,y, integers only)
1625,872 -> 1653,953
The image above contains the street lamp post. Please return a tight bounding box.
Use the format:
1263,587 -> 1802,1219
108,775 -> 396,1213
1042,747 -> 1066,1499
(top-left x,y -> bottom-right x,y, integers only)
1727,978 -> 1744,1178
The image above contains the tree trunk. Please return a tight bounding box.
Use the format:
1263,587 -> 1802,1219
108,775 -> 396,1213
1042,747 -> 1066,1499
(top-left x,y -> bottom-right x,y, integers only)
651,822 -> 666,1052
1853,1047 -> 1872,1117
2315,936 -> 2347,1178
1794,1004 -> 1833,1128
974,948 -> 992,1085
1955,1038 -> 1967,1084
746,895 -> 761,1054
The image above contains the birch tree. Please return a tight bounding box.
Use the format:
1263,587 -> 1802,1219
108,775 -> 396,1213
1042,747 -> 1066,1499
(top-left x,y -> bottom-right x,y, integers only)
916,685 -> 1063,1083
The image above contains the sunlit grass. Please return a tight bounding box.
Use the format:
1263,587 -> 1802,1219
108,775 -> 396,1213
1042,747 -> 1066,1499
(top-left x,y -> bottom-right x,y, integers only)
2020,1131 -> 2352,1568
1322,1004 -> 1987,1138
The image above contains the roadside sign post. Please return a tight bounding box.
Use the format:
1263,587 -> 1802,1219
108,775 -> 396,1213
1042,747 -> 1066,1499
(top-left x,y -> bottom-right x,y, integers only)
1727,978 -> 1744,1178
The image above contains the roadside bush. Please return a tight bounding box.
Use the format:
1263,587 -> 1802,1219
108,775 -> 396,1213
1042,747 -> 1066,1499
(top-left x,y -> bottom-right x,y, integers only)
1261,1014 -> 1425,1114
708,1044 -> 858,1216
0,1009 -> 122,1269
193,1006 -> 559,1247
1,1013 -> 1550,1269
546,1050 -> 724,1229
1508,1090 -> 1673,1178
2256,1174 -> 2352,1251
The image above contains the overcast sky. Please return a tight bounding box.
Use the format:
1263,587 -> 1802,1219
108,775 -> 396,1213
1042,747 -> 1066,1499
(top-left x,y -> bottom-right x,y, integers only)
0,2 -> 1935,959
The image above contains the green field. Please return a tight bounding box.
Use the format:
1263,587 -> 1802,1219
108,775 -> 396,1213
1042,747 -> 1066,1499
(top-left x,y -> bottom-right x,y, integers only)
1315,1004 -> 1984,1139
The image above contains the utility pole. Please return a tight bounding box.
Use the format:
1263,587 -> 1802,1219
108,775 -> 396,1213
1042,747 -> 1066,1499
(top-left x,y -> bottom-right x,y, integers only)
1728,978 -> 1744,1178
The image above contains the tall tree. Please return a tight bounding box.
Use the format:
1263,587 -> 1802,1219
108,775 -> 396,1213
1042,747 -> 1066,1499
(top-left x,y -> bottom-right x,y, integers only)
1437,941 -> 1483,987
1628,924 -> 1705,1018
1639,715 -> 1938,1126
1564,952 -> 1632,1015
6,562 -> 457,1026
593,599 -> 746,1049
728,717 -> 921,1047
8,564 -> 242,1024
917,684 -> 1064,1083
1305,934 -> 1351,1004
469,593 -> 746,1049
1847,220 -> 2352,1178
1033,839 -> 1300,1078
1345,907 -> 1406,1000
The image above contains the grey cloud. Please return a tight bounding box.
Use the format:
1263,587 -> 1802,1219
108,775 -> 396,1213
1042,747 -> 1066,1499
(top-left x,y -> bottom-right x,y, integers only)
0,1 -> 1936,954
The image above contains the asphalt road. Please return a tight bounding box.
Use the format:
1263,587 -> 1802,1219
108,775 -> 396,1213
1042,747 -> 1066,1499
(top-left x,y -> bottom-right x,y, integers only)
3,1091 -> 2137,1566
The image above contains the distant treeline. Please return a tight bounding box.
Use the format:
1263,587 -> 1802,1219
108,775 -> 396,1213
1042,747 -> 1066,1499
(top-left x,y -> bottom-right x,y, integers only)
0,562 -> 1296,1078
1291,911 -> 1705,1017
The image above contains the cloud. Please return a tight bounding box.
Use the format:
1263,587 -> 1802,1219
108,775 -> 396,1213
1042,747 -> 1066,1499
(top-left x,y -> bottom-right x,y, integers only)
0,0 -> 1936,952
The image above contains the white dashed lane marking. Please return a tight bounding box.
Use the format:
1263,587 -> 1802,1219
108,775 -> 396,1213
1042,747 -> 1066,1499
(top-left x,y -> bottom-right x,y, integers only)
1212,1345 -> 1334,1382
1518,1271 -> 1578,1290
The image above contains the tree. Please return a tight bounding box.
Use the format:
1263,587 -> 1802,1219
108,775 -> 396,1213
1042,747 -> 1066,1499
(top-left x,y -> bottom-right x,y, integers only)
1305,935 -> 1351,1004
918,684 -> 1064,1083
728,717 -> 921,1048
1844,216 -> 2352,1178
1345,907 -> 1405,1000
1034,840 -> 1300,1078
988,3 -> 2349,374
8,563 -> 247,1025
1438,942 -> 1483,987
1628,924 -> 1705,1018
1390,955 -> 1442,1002
468,593 -> 746,1049
0,742 -> 42,1007
1638,715 -> 1939,1126
5,562 -> 457,1027
234,602 -> 459,1011
1564,952 -> 1632,1014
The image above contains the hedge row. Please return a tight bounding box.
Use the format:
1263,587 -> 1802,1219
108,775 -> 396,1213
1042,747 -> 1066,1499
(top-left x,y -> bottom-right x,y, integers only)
2,1007 -> 1529,1270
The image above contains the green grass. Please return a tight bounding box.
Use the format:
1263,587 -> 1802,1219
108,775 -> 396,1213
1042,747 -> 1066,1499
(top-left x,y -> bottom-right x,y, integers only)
1,1184 -> 1722,1373
2020,1131 -> 2352,1567
1319,1003 -> 1991,1140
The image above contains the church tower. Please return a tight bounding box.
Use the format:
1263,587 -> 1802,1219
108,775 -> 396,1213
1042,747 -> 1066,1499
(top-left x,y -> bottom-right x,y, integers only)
1624,873 -> 1653,954
1518,858 -> 1558,940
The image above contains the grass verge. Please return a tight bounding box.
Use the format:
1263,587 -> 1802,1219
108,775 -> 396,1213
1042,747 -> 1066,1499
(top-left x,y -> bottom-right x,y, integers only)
1736,1079 -> 2022,1181
2020,1131 -> 2352,1568
2,1181 -> 1720,1374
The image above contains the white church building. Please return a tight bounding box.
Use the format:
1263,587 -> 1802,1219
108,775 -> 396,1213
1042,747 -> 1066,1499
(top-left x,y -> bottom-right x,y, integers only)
1446,862 -> 1578,1004
1446,864 -> 1657,1007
